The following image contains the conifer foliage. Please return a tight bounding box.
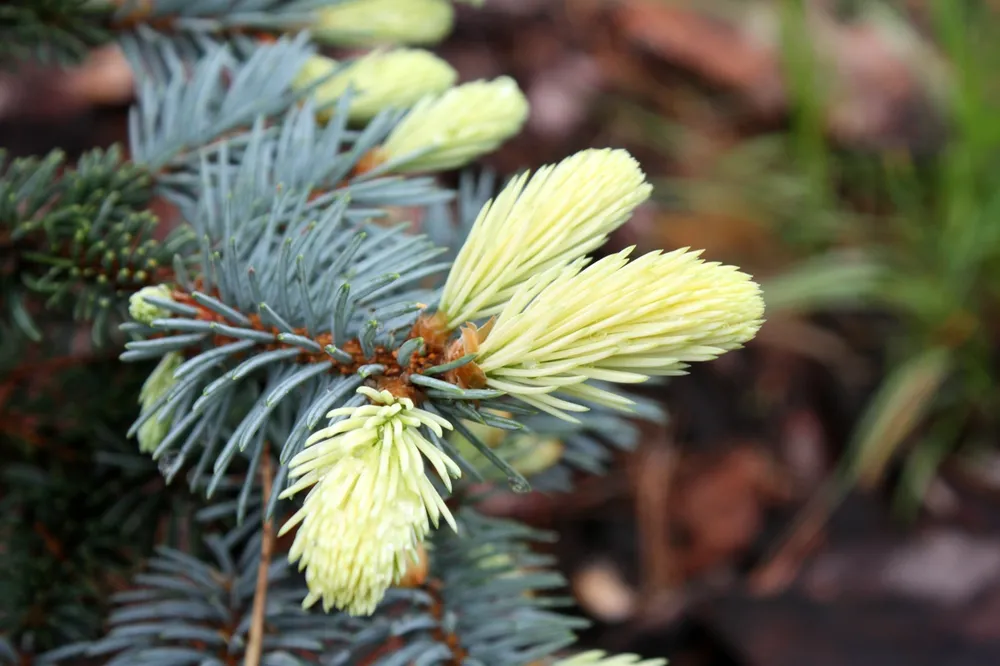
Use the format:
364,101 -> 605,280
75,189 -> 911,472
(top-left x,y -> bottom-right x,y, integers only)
1,1 -> 764,664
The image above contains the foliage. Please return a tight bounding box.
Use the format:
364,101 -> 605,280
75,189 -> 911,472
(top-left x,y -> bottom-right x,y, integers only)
0,0 -> 115,65
0,0 -> 767,664
0,355 -> 185,656
662,0 -> 1000,514
0,147 -> 173,344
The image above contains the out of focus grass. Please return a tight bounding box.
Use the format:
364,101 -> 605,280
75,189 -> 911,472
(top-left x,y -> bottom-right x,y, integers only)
652,0 -> 1000,517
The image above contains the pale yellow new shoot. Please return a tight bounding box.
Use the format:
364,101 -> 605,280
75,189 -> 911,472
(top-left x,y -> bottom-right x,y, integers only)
137,352 -> 182,454
439,149 -> 651,327
474,247 -> 764,420
380,77 -> 529,173
295,51 -> 456,122
278,387 -> 460,616
314,0 -> 454,47
552,651 -> 667,666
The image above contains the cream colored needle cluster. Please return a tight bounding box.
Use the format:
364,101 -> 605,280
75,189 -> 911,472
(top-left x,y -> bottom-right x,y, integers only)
294,50 -> 457,122
552,650 -> 667,666
380,77 -> 529,173
473,247 -> 765,420
439,149 -> 651,327
137,352 -> 182,454
314,0 -> 454,47
278,386 -> 461,616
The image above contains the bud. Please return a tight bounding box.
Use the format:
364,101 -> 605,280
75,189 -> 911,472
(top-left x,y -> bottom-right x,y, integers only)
469,542 -> 515,574
380,77 -> 529,173
450,420 -> 564,478
314,0 -> 454,47
279,387 -> 461,615
552,651 -> 667,666
397,543 -> 429,588
439,149 -> 651,327
472,247 -> 765,421
137,352 -> 182,454
295,50 -> 457,122
506,436 -> 564,476
129,284 -> 173,325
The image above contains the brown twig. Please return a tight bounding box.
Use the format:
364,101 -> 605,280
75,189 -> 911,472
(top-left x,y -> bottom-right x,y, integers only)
426,579 -> 467,665
170,290 -> 469,403
635,443 -> 678,597
748,473 -> 848,594
244,446 -> 274,666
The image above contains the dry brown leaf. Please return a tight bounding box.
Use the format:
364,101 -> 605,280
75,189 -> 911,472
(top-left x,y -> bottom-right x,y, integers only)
672,446 -> 792,578
577,0 -> 945,147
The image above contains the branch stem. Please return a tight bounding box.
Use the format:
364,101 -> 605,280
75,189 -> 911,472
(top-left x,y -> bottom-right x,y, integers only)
244,447 -> 274,666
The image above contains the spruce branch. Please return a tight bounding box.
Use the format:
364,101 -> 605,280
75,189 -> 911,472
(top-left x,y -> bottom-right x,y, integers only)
0,0 -> 115,66
79,527 -> 350,665
76,509 -> 587,665
0,357 -> 178,656
255,142 -> 762,617
119,181 -> 454,501
110,0 -> 325,37
334,509 -> 586,665
0,0 -> 337,68
184,94 -> 451,224
123,36 -> 451,216
1,146 -> 183,343
116,104 -> 461,509
0,1 -> 761,661
0,37 -> 448,345
126,34 -> 317,171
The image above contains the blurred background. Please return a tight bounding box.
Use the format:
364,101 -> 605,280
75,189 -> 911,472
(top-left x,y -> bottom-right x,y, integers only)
5,1 -> 1000,664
